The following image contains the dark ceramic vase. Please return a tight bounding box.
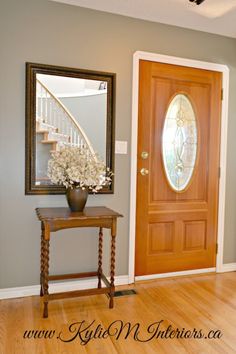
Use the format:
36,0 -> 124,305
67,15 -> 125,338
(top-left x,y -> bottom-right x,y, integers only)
66,187 -> 88,212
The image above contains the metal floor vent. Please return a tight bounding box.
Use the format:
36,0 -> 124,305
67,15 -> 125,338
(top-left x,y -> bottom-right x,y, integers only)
114,289 -> 137,297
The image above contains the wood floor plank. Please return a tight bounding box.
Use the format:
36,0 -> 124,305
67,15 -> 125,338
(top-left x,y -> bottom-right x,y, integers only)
0,273 -> 236,353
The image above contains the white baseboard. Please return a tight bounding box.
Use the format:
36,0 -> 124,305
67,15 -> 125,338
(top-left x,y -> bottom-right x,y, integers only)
1,264 -> 235,301
220,263 -> 236,273
0,275 -> 129,300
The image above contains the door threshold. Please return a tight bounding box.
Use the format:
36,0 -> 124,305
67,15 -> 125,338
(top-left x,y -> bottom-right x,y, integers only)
135,267 -> 216,282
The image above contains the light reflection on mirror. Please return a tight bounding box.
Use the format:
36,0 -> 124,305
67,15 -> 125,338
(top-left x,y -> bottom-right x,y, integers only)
35,74 -> 107,186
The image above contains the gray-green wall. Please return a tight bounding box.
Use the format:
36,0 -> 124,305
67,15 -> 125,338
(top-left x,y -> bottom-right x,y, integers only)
1,0 -> 236,289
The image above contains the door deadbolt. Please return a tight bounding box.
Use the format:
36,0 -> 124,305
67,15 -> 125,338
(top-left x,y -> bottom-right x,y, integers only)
141,151 -> 149,159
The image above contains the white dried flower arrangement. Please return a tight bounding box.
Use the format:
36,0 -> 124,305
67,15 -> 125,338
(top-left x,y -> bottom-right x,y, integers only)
47,146 -> 113,192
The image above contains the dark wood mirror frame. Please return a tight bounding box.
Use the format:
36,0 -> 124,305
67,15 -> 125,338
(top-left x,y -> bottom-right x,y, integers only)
25,62 -> 116,195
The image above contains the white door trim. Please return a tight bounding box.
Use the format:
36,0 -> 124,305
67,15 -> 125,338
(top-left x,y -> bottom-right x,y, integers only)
128,51 -> 229,283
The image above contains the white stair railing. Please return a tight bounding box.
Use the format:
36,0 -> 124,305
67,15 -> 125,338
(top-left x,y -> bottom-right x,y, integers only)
36,79 -> 96,156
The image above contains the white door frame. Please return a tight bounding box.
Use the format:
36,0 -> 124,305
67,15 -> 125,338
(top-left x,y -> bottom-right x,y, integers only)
128,51 -> 229,283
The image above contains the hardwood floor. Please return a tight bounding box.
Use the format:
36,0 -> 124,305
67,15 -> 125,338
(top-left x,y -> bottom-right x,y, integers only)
0,272 -> 236,353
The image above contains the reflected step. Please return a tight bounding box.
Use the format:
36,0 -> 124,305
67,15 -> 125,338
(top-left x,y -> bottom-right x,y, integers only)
37,120 -> 58,133
41,140 -> 58,151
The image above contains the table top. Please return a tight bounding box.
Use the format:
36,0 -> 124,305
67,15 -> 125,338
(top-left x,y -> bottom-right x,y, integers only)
36,207 -> 123,221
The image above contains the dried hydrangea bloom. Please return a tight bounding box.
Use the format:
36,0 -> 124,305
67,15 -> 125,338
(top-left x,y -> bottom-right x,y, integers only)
47,146 -> 113,192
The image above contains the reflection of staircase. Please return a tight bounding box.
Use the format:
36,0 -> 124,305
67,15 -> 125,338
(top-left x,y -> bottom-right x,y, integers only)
36,79 -> 96,153
36,121 -> 70,152
36,79 -> 96,184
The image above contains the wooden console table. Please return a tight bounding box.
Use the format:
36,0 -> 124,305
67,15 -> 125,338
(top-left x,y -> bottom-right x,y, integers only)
36,207 -> 122,318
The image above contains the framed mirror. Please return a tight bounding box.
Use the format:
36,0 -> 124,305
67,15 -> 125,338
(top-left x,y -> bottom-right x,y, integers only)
25,62 -> 115,194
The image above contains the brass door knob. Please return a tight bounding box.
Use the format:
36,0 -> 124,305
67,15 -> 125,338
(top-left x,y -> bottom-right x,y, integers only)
140,168 -> 149,176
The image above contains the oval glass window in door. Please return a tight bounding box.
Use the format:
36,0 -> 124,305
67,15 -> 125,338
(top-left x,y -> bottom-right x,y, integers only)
162,94 -> 198,192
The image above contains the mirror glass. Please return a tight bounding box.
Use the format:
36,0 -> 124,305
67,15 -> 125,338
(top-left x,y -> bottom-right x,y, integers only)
25,63 -> 115,194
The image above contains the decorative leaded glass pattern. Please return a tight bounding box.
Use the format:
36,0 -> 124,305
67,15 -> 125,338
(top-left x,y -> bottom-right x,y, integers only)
162,94 -> 198,192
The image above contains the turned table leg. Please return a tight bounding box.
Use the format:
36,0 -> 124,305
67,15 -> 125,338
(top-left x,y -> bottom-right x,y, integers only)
109,234 -> 116,309
40,223 -> 45,297
43,238 -> 50,318
98,227 -> 103,288
43,223 -> 50,318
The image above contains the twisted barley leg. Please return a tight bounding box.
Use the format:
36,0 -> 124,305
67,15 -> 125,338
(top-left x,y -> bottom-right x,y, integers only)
109,235 -> 116,308
43,239 -> 50,318
40,223 -> 45,297
98,227 -> 103,288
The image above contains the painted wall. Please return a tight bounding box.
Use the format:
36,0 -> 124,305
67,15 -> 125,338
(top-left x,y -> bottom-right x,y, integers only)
1,0 -> 236,289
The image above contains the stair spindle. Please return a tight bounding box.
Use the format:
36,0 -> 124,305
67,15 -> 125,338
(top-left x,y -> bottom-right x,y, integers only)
40,84 -> 43,121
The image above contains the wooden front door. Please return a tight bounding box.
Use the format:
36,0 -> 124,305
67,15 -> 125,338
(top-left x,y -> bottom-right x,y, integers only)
135,60 -> 222,276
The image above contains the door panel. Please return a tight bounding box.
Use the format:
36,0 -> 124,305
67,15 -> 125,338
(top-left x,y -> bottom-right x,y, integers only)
135,60 -> 222,276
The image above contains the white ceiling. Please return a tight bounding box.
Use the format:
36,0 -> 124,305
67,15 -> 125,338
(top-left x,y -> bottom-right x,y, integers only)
51,0 -> 236,38
37,74 -> 104,97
